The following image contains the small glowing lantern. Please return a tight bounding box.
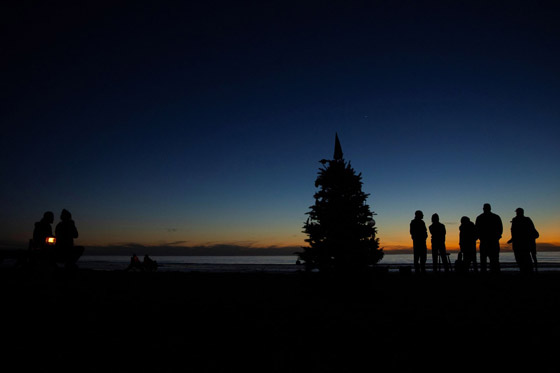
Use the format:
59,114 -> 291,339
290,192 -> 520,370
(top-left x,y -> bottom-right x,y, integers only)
45,237 -> 56,245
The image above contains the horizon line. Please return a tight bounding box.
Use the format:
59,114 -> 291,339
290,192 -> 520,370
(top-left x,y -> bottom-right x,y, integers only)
2,241 -> 560,256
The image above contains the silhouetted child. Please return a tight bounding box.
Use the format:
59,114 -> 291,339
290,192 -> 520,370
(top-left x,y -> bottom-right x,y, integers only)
429,213 -> 449,272
410,210 -> 428,274
459,216 -> 478,272
55,209 -> 84,268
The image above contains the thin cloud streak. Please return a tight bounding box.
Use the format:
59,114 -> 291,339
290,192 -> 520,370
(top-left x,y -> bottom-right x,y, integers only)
85,242 -> 301,256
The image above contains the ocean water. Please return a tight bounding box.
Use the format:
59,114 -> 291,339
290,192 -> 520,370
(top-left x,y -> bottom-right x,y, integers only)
78,251 -> 560,273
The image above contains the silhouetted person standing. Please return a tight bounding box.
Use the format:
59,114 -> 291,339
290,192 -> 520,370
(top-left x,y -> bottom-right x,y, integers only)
508,208 -> 539,274
429,213 -> 449,272
55,209 -> 84,268
475,203 -> 503,273
410,210 -> 427,274
459,216 -> 478,272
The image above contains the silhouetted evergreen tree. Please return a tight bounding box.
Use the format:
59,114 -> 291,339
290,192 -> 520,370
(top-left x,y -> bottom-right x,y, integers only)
300,134 -> 383,271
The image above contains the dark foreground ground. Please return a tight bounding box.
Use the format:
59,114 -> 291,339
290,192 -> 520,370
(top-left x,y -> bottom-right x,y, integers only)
1,268 -> 559,372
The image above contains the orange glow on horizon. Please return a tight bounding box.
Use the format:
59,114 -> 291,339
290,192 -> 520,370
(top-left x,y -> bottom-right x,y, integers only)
68,218 -> 560,253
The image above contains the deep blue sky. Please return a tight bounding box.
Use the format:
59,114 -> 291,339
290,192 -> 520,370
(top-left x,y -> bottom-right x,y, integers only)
2,1 -> 559,252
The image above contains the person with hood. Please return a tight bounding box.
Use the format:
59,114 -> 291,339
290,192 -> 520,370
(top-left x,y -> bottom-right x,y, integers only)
55,209 -> 84,268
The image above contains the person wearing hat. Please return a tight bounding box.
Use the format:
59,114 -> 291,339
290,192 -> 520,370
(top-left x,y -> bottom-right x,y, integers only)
508,208 -> 539,274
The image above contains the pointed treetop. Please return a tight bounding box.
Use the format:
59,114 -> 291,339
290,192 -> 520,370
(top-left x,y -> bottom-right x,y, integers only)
334,133 -> 343,160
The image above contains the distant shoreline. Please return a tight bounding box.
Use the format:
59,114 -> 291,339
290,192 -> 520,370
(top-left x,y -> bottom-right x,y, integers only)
4,249 -> 560,273
2,243 -> 560,257
76,252 -> 560,273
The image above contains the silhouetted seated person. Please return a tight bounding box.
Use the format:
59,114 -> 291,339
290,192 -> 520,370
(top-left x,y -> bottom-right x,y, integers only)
507,208 -> 539,274
29,211 -> 56,264
429,213 -> 449,272
143,255 -> 158,272
410,210 -> 427,274
54,209 -> 84,268
475,203 -> 503,273
459,216 -> 478,272
126,254 -> 143,271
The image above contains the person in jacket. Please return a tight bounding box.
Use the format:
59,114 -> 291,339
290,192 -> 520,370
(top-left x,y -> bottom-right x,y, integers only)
508,208 -> 539,274
429,213 -> 449,272
32,211 -> 54,249
459,216 -> 478,272
410,210 -> 428,274
475,203 -> 503,273
31,211 -> 55,264
55,209 -> 84,268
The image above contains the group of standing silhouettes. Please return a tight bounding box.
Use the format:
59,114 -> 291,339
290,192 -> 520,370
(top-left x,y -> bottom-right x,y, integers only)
30,209 -> 84,269
410,203 -> 539,274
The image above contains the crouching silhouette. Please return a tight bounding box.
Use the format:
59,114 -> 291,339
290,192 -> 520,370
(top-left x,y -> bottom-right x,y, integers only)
143,255 -> 158,272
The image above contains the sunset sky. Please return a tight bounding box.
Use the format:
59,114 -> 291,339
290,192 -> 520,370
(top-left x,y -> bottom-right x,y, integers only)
2,1 -> 559,254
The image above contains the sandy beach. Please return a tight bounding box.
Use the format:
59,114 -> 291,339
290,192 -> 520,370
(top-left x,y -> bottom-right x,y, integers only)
2,268 -> 559,372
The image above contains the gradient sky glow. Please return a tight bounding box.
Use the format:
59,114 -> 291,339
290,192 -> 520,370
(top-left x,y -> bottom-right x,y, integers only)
2,1 -> 559,253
